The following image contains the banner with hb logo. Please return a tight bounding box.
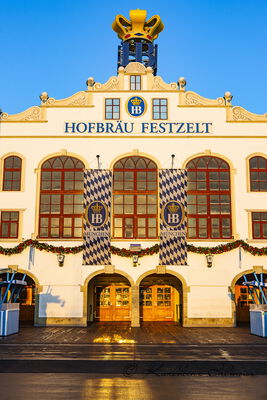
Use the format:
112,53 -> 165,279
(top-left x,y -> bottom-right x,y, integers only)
159,169 -> 188,265
83,169 -> 112,265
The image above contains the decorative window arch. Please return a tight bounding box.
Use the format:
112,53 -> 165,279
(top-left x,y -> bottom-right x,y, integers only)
3,156 -> 22,191
186,156 -> 232,239
39,156 -> 84,238
113,156 -> 158,239
249,156 -> 267,191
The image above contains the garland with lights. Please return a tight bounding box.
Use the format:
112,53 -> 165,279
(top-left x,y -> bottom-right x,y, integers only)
1,239 -> 267,258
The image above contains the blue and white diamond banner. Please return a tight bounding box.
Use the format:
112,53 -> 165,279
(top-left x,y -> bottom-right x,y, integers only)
83,169 -> 112,265
159,169 -> 188,265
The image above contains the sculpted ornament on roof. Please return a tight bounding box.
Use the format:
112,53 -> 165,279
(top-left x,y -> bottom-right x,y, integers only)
0,106 -> 45,122
227,106 -> 267,122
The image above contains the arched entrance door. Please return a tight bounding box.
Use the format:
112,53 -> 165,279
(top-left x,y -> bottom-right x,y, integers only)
0,272 -> 36,325
139,274 -> 183,323
235,273 -> 267,324
87,274 -> 131,322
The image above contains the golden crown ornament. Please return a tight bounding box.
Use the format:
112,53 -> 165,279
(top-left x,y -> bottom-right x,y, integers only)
112,9 -> 164,42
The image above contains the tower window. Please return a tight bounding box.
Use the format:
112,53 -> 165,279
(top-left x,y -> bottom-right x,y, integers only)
130,75 -> 141,90
105,99 -> 120,120
152,99 -> 168,120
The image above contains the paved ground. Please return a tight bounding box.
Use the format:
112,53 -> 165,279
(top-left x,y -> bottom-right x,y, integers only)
0,374 -> 267,400
1,323 -> 266,344
0,324 -> 266,374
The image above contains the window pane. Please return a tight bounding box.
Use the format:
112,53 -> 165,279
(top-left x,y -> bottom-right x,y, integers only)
252,213 -> 260,221
137,181 -> 146,190
114,218 -> 122,227
115,181 -> 124,191
148,218 -> 156,227
188,205 -> 196,214
124,195 -> 133,204
74,228 -> 82,237
137,195 -> 146,204
138,218 -> 146,227
1,223 -> 9,237
75,217 -> 82,227
147,205 -> 157,214
114,228 -> 122,237
63,228 -> 72,237
114,205 -> 123,214
138,228 -> 146,237
148,228 -> 157,237
114,195 -> 123,204
124,205 -> 134,214
124,181 -> 134,190
39,228 -> 48,237
137,205 -> 146,214
148,195 -> 157,204
253,224 -> 260,237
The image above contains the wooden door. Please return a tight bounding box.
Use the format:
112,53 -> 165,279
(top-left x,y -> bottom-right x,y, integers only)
235,285 -> 255,322
140,285 -> 174,321
94,285 -> 131,321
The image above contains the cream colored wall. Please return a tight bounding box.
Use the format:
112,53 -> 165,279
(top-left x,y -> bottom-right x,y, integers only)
1,82 -> 267,324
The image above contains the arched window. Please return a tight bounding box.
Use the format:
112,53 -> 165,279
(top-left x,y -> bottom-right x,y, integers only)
113,156 -> 157,239
3,156 -> 22,191
39,156 -> 84,238
249,156 -> 267,191
186,156 -> 232,239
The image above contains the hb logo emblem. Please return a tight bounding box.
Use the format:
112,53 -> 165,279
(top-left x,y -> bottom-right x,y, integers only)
162,201 -> 185,228
126,96 -> 146,117
85,201 -> 108,228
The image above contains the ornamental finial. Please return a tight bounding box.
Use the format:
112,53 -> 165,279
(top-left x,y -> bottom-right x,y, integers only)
112,9 -> 164,42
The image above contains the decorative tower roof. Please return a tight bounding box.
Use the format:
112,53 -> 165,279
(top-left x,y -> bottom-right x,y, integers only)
112,9 -> 164,42
112,10 -> 164,75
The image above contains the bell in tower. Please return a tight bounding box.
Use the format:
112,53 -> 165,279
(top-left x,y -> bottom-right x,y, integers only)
112,9 -> 164,75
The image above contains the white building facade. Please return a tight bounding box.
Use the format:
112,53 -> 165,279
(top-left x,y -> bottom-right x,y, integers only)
0,10 -> 267,328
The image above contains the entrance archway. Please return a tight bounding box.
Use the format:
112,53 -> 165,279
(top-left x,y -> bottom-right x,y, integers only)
0,272 -> 36,325
87,273 -> 132,323
139,273 -> 183,323
234,272 -> 267,324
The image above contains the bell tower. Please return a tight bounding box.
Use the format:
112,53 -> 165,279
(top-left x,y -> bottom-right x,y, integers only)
112,9 -> 164,75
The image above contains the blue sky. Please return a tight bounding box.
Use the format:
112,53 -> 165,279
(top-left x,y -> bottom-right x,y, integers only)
1,0 -> 267,114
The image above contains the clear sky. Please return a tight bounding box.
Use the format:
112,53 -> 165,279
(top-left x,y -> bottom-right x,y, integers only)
1,0 -> 267,114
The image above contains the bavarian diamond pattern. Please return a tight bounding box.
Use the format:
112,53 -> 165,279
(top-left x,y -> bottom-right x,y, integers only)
83,169 -> 112,265
159,169 -> 188,265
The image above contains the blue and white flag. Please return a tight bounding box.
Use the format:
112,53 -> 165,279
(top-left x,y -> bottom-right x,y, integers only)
83,169 -> 112,265
28,245 -> 35,270
159,169 -> 187,265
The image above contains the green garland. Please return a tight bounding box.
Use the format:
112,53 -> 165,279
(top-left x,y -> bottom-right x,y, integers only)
1,239 -> 267,257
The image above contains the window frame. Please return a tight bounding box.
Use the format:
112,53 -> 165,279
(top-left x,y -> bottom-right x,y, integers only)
38,156 -> 84,239
249,156 -> 267,192
130,75 -> 141,90
152,98 -> 168,120
0,210 -> 20,239
186,156 -> 232,240
251,211 -> 267,239
105,98 -> 120,120
113,156 -> 158,240
2,155 -> 22,191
